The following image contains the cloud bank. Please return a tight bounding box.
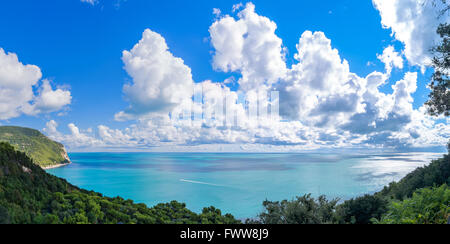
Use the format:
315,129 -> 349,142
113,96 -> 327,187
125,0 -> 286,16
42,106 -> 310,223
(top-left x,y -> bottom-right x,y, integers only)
45,2 -> 449,152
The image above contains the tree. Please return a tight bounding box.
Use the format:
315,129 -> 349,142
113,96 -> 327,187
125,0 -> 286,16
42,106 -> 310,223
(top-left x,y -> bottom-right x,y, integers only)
432,0 -> 450,18
377,154 -> 450,200
255,194 -> 339,224
426,1 -> 450,153
335,195 -> 388,224
426,22 -> 450,117
0,206 -> 10,224
375,185 -> 450,224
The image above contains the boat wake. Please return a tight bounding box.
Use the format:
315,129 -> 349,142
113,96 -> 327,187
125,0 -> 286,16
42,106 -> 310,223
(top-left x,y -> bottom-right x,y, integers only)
180,179 -> 226,187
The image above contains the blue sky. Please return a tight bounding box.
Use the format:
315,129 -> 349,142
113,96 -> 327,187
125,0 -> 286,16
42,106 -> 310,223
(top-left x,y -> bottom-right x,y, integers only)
0,0 -> 448,151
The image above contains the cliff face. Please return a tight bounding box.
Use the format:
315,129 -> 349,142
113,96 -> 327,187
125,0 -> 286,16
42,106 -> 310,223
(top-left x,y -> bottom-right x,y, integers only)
0,126 -> 71,169
62,147 -> 71,163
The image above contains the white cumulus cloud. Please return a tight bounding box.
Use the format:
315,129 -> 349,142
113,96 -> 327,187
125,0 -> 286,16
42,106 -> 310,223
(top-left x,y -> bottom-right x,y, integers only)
48,2 -> 450,152
377,45 -> 404,74
116,29 -> 194,121
25,80 -> 72,115
277,31 -> 366,128
373,0 -> 450,68
209,3 -> 287,91
0,48 -> 71,120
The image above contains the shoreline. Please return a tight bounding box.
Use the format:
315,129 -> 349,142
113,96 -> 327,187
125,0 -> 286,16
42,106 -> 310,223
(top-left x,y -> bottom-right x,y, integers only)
43,162 -> 71,170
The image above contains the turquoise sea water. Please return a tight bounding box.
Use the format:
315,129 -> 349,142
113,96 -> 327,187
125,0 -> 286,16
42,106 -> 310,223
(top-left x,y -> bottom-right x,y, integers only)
47,152 -> 443,219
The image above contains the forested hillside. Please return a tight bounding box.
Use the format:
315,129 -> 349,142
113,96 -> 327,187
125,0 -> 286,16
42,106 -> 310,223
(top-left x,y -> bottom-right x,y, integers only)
0,126 -> 70,168
377,154 -> 450,200
0,142 -> 239,224
252,153 -> 450,224
1,139 -> 448,224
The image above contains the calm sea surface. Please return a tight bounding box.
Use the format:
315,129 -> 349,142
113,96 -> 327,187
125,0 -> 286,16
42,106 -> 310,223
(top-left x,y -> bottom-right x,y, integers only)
47,152 -> 443,219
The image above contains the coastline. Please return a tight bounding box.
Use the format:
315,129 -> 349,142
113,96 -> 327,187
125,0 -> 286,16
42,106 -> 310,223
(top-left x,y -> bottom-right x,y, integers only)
43,162 -> 71,170
43,147 -> 72,170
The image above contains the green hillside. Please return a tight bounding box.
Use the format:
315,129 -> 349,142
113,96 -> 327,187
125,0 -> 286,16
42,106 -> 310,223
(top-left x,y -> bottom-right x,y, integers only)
250,153 -> 449,224
0,142 -> 239,224
378,153 -> 450,200
0,126 -> 70,168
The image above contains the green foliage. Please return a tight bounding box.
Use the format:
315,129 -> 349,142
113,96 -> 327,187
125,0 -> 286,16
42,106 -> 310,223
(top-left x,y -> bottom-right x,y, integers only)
0,126 -> 69,167
427,23 -> 450,117
335,194 -> 388,224
435,0 -> 450,16
2,129 -> 450,225
336,154 -> 449,224
426,0 -> 450,117
252,153 -> 450,224
254,194 -> 339,224
0,142 -> 240,224
378,154 -> 450,200
375,185 -> 450,224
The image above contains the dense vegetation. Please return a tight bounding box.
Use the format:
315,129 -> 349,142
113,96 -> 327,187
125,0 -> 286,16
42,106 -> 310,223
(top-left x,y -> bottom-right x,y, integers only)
335,194 -> 388,224
252,195 -> 339,224
254,9 -> 450,224
0,142 -> 239,224
377,153 -> 450,200
0,126 -> 69,168
253,153 -> 450,224
1,138 -> 449,224
376,185 -> 449,224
